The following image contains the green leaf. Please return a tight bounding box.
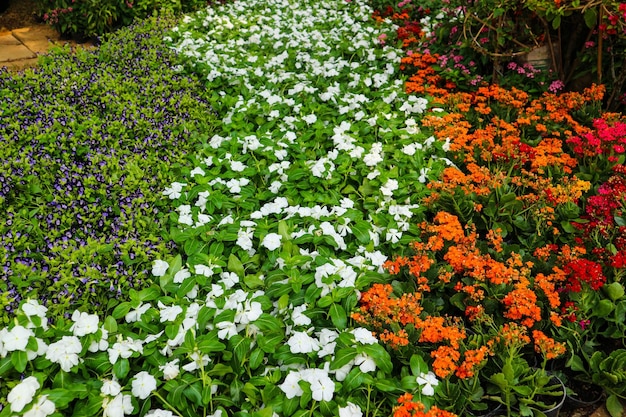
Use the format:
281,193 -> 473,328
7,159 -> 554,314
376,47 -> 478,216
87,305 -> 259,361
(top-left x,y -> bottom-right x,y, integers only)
374,379 -> 400,392
551,15 -> 561,29
137,286 -> 162,301
230,335 -> 251,362
184,383 -> 203,406
103,315 -> 118,333
584,8 -> 598,29
605,283 -> 625,301
249,348 -> 265,370
228,253 -> 245,278
53,370 -> 72,389
343,368 -> 370,391
351,221 -> 371,244
258,332 -> 284,353
11,350 -> 28,373
48,388 -> 76,408
198,333 -> 226,353
0,357 -> 12,376
71,396 -> 103,417
160,254 -> 182,291
330,347 -> 357,370
410,354 -> 428,376
111,302 -> 132,320
329,303 -> 347,329
113,358 -> 130,379
594,299 -> 614,317
606,394 -> 624,417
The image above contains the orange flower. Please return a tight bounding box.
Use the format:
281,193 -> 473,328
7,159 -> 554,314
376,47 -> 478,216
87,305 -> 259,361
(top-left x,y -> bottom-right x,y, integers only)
502,283 -> 542,327
455,346 -> 489,379
532,330 -> 566,360
431,345 -> 461,378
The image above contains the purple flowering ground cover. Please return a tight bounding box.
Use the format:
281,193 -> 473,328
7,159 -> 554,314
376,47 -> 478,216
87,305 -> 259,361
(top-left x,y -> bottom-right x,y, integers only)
0,16 -> 217,322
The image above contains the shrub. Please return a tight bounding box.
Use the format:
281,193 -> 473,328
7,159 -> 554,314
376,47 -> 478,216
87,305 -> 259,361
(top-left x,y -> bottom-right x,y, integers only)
0,15 -> 217,322
33,0 -> 211,39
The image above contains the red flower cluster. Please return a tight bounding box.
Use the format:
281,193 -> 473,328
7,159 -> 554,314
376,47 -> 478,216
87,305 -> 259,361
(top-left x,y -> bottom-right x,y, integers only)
562,258 -> 606,292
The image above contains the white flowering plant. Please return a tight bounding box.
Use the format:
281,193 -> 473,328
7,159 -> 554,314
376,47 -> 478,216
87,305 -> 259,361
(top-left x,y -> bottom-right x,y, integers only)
0,0 -> 454,416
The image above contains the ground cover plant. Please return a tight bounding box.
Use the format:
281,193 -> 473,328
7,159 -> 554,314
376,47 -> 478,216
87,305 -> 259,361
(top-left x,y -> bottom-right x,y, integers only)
0,15 -> 217,322
3,0 -> 626,416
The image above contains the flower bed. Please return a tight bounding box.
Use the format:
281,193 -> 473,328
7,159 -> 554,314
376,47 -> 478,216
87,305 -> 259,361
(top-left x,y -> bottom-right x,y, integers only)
1,0 -> 626,417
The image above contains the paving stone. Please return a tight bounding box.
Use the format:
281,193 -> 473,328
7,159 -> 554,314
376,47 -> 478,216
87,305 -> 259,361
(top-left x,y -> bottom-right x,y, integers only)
0,32 -> 21,45
24,39 -> 54,54
0,44 -> 36,62
12,25 -> 58,43
2,57 -> 39,70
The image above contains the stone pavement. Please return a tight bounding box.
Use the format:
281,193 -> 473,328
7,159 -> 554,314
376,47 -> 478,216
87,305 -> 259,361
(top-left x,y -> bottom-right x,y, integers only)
0,23 -> 92,70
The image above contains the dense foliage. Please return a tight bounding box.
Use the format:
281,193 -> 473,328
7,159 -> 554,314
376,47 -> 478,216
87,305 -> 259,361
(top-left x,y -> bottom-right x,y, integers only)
0,15 -> 216,321
2,0 -> 626,417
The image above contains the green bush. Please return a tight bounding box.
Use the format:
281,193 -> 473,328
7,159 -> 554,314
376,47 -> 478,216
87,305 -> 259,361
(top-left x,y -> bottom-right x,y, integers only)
0,15 -> 217,322
34,0 -> 210,39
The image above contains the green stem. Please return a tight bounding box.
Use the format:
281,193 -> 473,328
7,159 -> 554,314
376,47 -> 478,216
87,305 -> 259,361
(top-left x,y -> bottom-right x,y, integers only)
153,391 -> 185,417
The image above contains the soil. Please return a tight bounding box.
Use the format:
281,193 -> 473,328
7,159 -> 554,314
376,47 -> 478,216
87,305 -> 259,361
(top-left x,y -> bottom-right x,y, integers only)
0,0 -> 40,32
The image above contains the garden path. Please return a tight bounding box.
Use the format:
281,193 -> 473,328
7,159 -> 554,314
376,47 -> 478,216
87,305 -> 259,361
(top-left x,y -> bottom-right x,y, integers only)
0,23 -> 93,70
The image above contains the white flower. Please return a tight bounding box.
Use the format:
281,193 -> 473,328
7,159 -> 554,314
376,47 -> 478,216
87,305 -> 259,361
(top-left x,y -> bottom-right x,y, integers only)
146,410 -> 175,417
131,371 -> 157,400
385,228 -> 402,244
151,260 -> 169,277
230,160 -> 246,172
70,311 -> 100,336
182,351 -> 211,372
195,264 -> 215,277
190,167 -> 206,177
417,371 -> 439,396
291,304 -> 311,326
220,272 -> 239,289
261,233 -> 282,251
380,179 -> 399,197
8,376 -> 39,412
46,336 -> 82,372
354,353 -> 376,373
102,394 -> 133,417
235,301 -> 263,324
351,328 -> 378,344
158,301 -> 183,322
279,371 -> 303,399
287,331 -> 320,354
23,395 -> 55,417
339,402 -> 363,417
308,372 -> 335,402
21,300 -> 48,330
159,359 -> 180,380
162,182 -> 186,199
302,114 -> 317,124
101,379 -> 122,396
216,321 -> 238,340
125,303 -> 151,323
3,325 -> 33,352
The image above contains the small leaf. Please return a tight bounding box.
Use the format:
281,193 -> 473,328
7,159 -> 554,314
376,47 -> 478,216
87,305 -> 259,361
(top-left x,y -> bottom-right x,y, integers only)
330,347 -> 357,370
329,303 -> 347,329
11,350 -> 28,373
606,394 -> 624,417
228,253 -> 245,278
113,358 -> 130,379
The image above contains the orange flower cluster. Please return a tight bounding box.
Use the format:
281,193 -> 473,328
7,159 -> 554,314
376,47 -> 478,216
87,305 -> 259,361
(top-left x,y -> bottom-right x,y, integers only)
532,330 -> 566,360
401,52 -> 457,98
394,394 -> 458,417
502,280 -> 542,327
